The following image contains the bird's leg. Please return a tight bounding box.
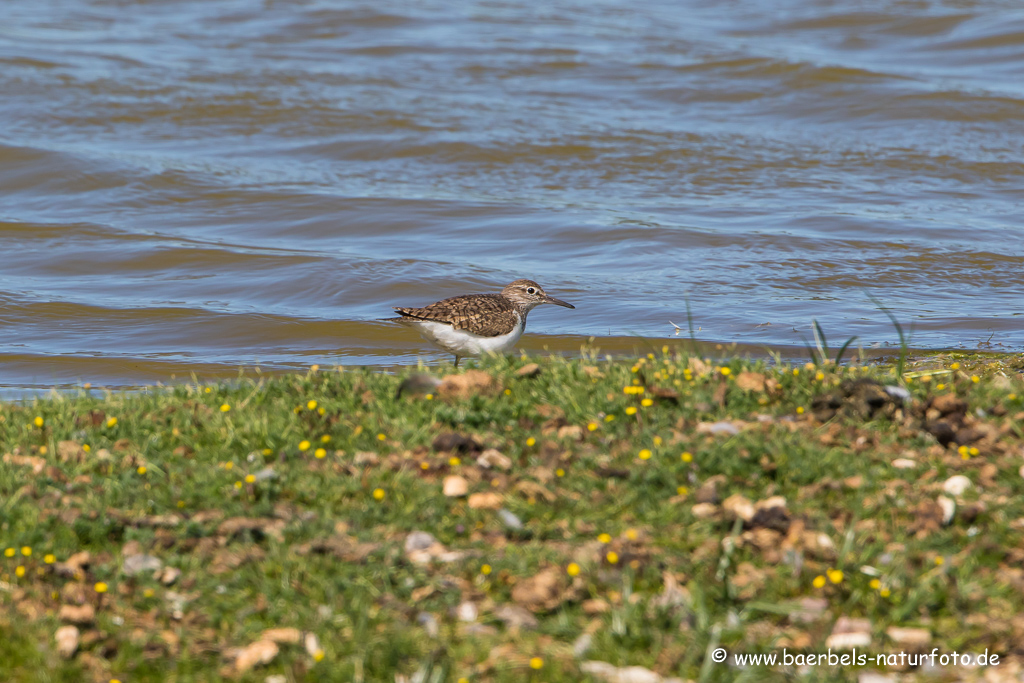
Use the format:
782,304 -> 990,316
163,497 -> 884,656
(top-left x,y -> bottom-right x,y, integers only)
453,355 -> 460,368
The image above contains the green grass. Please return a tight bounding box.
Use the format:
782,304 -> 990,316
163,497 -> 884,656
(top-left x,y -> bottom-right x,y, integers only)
1,349 -> 1023,682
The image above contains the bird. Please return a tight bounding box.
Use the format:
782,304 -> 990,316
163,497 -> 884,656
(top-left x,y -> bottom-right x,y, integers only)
383,279 -> 575,366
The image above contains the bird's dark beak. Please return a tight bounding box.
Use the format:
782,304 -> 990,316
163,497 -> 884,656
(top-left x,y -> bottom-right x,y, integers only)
543,295 -> 575,309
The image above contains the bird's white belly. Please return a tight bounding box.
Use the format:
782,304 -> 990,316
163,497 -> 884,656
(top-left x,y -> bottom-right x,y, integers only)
413,316 -> 524,357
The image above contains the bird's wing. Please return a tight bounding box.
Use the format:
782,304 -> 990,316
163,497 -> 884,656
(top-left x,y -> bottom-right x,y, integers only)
393,294 -> 519,337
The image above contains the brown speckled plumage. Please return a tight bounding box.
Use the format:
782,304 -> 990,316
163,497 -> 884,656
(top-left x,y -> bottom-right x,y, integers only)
392,292 -> 522,337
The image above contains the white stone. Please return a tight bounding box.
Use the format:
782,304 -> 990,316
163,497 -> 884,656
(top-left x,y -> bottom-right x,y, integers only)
943,475 -> 972,496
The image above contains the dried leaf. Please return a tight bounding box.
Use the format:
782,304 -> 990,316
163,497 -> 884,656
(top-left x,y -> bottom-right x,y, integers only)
438,370 -> 499,399
260,628 -> 301,645
443,475 -> 469,497
580,661 -> 667,683
493,604 -> 539,630
58,604 -> 95,625
735,371 -> 766,392
826,617 -> 872,649
3,452 -> 45,474
217,517 -> 285,542
515,363 -> 541,377
233,639 -> 279,673
511,567 -> 566,612
513,480 -> 556,503
476,449 -> 512,470
468,492 -> 503,510
55,625 -> 79,659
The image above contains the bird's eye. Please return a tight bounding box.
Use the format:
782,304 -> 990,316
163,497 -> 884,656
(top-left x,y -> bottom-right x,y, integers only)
527,287 -> 536,294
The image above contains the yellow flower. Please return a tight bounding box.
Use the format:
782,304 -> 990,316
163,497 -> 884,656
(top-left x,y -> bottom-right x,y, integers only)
425,393 -> 434,400
958,445 -> 969,459
321,435 -> 331,443
33,416 -> 43,427
420,461 -> 430,470
234,481 -> 242,489
526,437 -> 536,447
792,368 -> 800,376
21,546 -> 31,557
314,649 -> 325,662
950,362 -> 960,370
827,569 -> 843,584
869,578 -> 881,590
4,548 -> 14,557
224,461 -> 234,470
39,445 -> 48,455
377,433 -> 386,441
555,468 -> 565,477
676,485 -> 688,496
299,440 -> 311,451
606,551 -> 619,564
625,528 -> 638,541
449,456 -> 461,467
587,422 -> 598,431
936,383 -> 945,390
15,566 -> 25,578
245,474 -> 256,484
662,345 -> 669,354
83,444 -> 91,452
372,488 -> 385,501
598,533 -> 611,544
137,466 -> 147,475
880,588 -> 891,598
529,657 -> 544,670
641,398 -> 653,407
94,582 -> 108,593
681,452 -> 693,463
504,388 -> 511,396
220,404 -> 230,412
638,449 -> 652,460
935,556 -> 945,565
812,575 -> 826,588
106,417 -> 118,428
604,414 -> 615,422
262,448 -> 273,456
143,589 -> 154,598
44,554 -> 55,564
720,367 -> 731,376
307,400 -> 317,410
567,563 -> 580,577
480,564 -> 492,575
314,448 -> 327,459
625,406 -> 637,416
969,447 -> 979,456
815,371 -> 825,381
204,387 -> 212,393
653,436 -> 662,446
971,375 -> 980,384
796,406 -> 805,415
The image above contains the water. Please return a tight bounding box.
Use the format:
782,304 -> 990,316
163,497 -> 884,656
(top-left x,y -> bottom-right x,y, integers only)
2,0 -> 1023,392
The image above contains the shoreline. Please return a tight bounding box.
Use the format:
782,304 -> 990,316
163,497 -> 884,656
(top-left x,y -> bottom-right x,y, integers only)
1,351 -> 1022,681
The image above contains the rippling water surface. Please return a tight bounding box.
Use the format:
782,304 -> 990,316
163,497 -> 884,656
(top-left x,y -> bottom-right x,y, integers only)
2,0 -> 1023,391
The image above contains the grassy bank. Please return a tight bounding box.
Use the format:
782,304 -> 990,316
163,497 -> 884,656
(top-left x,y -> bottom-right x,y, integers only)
1,350 -> 1023,682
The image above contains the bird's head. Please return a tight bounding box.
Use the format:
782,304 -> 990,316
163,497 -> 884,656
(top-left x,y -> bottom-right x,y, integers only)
502,279 -> 575,311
